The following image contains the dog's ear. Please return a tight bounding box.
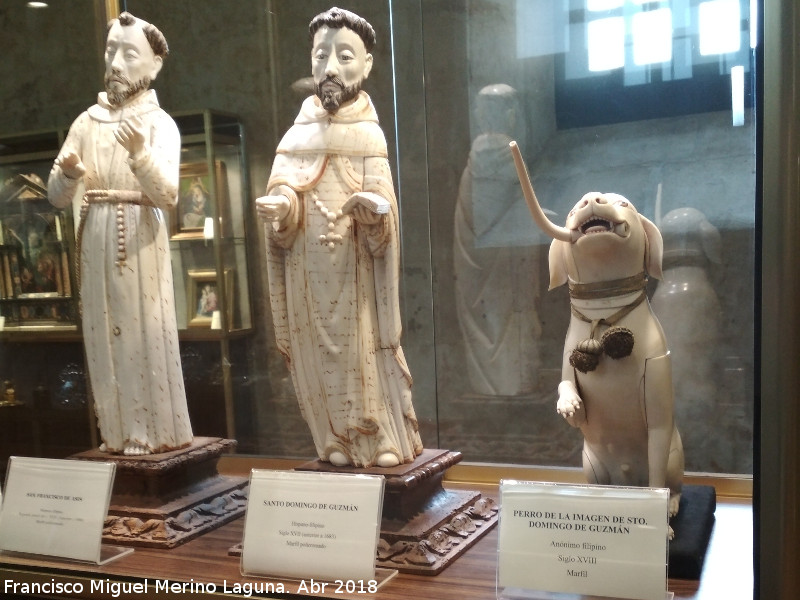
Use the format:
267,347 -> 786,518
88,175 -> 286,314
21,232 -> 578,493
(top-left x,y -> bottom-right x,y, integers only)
548,239 -> 570,289
639,214 -> 664,280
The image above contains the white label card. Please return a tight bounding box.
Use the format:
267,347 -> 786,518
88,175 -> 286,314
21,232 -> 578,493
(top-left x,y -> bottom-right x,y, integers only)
241,470 -> 384,582
0,457 -> 116,564
498,480 -> 669,600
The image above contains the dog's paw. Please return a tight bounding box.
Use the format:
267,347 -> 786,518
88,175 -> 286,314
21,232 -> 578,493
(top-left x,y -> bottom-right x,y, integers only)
557,396 -> 586,427
668,493 -> 681,518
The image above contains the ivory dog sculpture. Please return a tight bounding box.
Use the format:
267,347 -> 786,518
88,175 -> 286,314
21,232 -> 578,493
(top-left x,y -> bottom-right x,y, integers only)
510,142 -> 684,529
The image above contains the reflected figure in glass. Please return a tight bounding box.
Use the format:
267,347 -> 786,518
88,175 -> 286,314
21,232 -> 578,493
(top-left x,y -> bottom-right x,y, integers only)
454,84 -> 543,397
652,207 -> 723,472
48,12 -> 192,456
257,7 -> 422,468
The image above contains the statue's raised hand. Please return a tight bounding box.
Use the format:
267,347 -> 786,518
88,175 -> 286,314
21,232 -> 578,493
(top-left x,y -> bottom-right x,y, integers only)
54,151 -> 86,180
256,194 -> 291,222
114,115 -> 147,157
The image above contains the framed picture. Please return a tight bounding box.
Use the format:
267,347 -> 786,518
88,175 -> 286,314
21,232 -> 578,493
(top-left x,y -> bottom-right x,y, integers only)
171,161 -> 228,240
187,268 -> 234,329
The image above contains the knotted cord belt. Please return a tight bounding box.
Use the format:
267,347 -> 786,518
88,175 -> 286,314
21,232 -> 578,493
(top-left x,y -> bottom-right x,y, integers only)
567,272 -> 649,373
75,189 -> 154,293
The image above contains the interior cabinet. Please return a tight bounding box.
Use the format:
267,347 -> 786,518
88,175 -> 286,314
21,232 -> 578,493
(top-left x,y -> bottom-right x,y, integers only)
0,130 -> 78,334
0,131 -> 91,475
170,110 -> 254,443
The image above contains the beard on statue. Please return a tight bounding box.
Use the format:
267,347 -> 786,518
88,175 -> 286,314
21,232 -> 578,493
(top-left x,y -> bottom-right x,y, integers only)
315,75 -> 361,113
104,70 -> 152,107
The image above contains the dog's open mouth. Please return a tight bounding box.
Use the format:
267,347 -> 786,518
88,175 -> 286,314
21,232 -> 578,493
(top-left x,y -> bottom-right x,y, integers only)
579,217 -> 614,235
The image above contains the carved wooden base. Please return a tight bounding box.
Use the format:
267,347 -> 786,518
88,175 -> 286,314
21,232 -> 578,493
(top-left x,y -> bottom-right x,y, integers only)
296,449 -> 498,575
72,437 -> 248,549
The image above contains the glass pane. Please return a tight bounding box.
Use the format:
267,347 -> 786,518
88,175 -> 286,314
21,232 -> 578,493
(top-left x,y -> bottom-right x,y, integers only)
0,0 -> 756,476
419,0 -> 755,473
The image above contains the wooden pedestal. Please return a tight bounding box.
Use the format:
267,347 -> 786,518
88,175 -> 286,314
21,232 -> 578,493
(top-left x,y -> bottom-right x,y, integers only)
296,449 -> 498,575
72,437 -> 248,549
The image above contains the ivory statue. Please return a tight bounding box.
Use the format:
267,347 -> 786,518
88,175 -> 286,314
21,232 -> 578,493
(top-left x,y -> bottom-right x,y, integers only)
257,7 -> 422,468
48,12 -> 192,456
652,207 -> 722,472
453,84 -> 542,396
510,143 -> 684,532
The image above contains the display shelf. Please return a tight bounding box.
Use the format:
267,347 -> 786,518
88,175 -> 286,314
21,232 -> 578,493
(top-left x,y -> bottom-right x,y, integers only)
0,468 -> 753,600
177,327 -> 253,343
0,327 -> 80,343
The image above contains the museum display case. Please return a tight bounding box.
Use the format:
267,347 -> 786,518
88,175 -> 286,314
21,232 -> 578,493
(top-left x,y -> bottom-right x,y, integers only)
0,0 -> 798,598
0,129 -> 93,474
168,110 -> 255,442
0,132 -> 77,333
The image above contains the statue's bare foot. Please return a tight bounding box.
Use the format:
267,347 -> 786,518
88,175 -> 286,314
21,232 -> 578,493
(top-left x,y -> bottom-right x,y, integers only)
328,451 -> 349,467
376,452 -> 399,468
123,441 -> 152,456
99,443 -> 108,452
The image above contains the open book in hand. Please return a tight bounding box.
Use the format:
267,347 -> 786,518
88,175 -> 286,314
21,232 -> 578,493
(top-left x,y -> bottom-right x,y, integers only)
341,192 -> 390,215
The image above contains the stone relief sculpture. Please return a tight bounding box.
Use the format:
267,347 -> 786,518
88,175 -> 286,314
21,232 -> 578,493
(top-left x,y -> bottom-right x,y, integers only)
48,12 -> 192,456
510,143 -> 684,531
257,7 -> 423,468
651,207 -> 722,472
453,84 -> 542,397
